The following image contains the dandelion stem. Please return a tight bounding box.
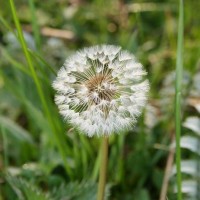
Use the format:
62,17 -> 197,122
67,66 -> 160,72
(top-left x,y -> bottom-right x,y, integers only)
97,136 -> 109,200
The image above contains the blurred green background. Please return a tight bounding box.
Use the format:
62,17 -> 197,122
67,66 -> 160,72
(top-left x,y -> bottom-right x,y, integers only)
0,0 -> 200,199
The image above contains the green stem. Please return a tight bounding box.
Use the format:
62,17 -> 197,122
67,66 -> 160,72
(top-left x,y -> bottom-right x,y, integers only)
175,0 -> 184,199
9,0 -> 72,178
97,137 -> 109,200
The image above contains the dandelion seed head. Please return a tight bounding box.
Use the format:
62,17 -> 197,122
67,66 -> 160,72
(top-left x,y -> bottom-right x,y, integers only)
53,45 -> 149,137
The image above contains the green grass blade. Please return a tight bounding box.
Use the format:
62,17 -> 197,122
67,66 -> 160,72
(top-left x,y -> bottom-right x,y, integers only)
1,126 -> 9,169
175,0 -> 184,199
28,0 -> 41,50
28,49 -> 57,75
9,0 -> 72,177
0,15 -> 17,36
1,48 -> 31,76
91,145 -> 101,181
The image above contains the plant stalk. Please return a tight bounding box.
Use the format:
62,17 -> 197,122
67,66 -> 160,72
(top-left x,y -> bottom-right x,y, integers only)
175,0 -> 184,199
97,137 -> 109,200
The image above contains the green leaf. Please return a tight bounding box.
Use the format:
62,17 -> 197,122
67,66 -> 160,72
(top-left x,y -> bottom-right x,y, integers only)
180,136 -> 200,155
0,116 -> 34,144
183,117 -> 200,135
51,181 -> 110,200
6,175 -> 50,200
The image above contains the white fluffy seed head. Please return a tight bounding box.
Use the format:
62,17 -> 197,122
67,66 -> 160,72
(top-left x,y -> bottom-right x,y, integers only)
53,44 -> 149,137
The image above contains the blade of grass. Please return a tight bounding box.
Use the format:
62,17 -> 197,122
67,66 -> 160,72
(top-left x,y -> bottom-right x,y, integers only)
116,134 -> 125,182
79,134 -> 94,158
9,0 -> 73,178
175,0 -> 184,199
1,126 -> 9,170
0,15 -> 17,36
28,49 -> 57,75
1,48 -> 31,76
91,145 -> 101,181
28,0 -> 41,50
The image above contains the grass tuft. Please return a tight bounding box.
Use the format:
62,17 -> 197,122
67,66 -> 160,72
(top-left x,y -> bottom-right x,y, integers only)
9,0 -> 73,178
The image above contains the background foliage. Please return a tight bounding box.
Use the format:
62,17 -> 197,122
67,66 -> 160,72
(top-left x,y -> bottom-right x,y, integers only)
0,0 -> 200,199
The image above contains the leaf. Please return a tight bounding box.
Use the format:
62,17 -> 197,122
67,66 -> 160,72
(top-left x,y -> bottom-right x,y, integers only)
51,181 -> 110,200
180,136 -> 200,154
0,116 -> 34,144
172,160 -> 200,177
194,104 -> 200,114
6,175 -> 25,200
174,180 -> 198,197
6,175 -> 50,200
183,117 -> 200,135
134,189 -> 150,200
20,180 -> 50,200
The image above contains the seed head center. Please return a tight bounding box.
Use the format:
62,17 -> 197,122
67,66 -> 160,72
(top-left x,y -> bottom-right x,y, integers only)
85,74 -> 116,104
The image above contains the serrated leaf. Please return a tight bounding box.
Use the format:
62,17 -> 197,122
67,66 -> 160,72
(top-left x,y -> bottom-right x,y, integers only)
183,117 -> 200,135
172,160 -> 200,177
51,181 -> 110,200
180,136 -> 200,154
6,175 -> 25,200
195,104 -> 200,113
174,180 -> 198,197
6,175 -> 51,200
19,179 -> 51,200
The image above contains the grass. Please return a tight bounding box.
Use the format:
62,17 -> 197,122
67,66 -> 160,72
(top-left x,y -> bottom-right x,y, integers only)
175,0 -> 184,199
0,0 -> 199,199
27,0 -> 41,51
9,0 -> 73,177
1,126 -> 8,169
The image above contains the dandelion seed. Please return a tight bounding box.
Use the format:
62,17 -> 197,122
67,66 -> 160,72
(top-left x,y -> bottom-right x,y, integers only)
53,44 -> 149,137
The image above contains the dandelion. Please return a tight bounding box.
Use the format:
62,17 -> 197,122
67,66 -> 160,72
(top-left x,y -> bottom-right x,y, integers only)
53,44 -> 149,200
53,44 -> 149,137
